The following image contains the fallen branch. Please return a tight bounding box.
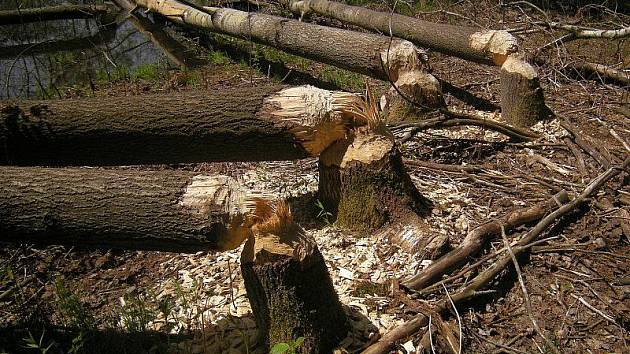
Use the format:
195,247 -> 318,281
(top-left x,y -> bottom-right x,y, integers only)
0,4 -> 112,25
402,190 -> 569,291
570,61 -> 630,85
560,118 -> 610,168
395,108 -> 539,143
363,157 -> 630,353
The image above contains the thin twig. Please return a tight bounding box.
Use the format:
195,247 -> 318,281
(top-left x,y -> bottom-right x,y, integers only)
500,226 -> 559,354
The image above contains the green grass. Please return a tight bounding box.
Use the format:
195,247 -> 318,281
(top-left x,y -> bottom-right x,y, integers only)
320,66 -> 364,91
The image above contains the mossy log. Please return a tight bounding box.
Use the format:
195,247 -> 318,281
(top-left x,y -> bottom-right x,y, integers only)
318,126 -> 432,252
0,85 -> 358,165
134,0 -> 444,110
0,4 -> 113,25
240,203 -> 349,353
0,166 -> 276,252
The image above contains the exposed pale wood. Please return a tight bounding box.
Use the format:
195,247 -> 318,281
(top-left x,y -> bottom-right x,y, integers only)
134,0 -> 444,110
282,0 -> 518,65
240,202 -> 349,353
0,85 -> 358,165
0,167 -> 276,252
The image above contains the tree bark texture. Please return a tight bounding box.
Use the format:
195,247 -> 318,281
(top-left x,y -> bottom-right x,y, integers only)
282,0 -> 548,126
240,205 -> 349,353
282,0 -> 518,65
0,85 -> 356,165
134,0 -> 444,110
0,4 -> 113,25
0,167 -> 275,252
500,56 -> 552,127
318,129 -> 431,232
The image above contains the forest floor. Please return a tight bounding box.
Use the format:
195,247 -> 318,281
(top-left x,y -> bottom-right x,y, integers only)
0,1 -> 629,353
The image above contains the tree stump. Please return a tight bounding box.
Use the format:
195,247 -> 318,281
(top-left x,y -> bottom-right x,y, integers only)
500,56 -> 552,127
240,202 -> 349,353
318,126 -> 432,236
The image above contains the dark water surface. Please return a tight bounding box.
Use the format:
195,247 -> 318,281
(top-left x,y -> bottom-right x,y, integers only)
0,0 -> 169,99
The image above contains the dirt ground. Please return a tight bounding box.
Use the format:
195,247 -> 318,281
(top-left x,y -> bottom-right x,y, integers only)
0,1 -> 628,353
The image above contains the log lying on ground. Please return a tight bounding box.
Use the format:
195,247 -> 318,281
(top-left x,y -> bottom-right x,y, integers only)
281,0 -> 550,127
241,202 -> 349,353
112,0 -> 205,69
134,0 -> 445,111
0,85 -> 360,165
0,4 -> 113,25
402,190 -> 569,291
0,167 -> 276,252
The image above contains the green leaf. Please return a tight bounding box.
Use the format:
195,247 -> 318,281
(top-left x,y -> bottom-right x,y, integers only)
270,343 -> 291,354
293,337 -> 305,348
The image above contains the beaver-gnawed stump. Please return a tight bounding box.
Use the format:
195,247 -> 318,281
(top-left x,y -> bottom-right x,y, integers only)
240,202 -> 348,354
318,127 -> 433,252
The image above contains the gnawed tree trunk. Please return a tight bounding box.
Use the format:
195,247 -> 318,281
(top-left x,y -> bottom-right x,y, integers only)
281,0 -> 549,127
134,0 -> 444,111
0,167 -> 275,252
0,4 -> 113,25
0,85 -> 358,165
112,0 -> 205,69
500,56 -> 552,127
240,202 -> 349,353
318,117 -> 432,252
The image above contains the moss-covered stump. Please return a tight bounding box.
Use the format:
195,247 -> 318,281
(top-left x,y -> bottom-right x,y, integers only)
240,202 -> 349,354
318,129 -> 431,235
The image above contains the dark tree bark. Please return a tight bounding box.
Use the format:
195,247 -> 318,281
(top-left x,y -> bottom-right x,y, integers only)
0,4 -> 113,25
282,0 -> 517,65
0,85 -> 354,165
318,127 -> 432,252
240,204 -> 349,353
500,56 -> 552,127
0,167 -> 275,252
281,0 -> 550,126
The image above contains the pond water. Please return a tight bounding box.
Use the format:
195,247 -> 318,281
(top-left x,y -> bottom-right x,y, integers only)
0,0 -> 171,99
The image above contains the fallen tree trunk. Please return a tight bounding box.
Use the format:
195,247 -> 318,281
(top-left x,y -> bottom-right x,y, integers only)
241,202 -> 349,353
282,0 -> 516,65
134,0 -> 445,111
0,4 -> 113,25
0,167 -> 276,252
0,85 -> 359,165
281,0 -> 550,127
